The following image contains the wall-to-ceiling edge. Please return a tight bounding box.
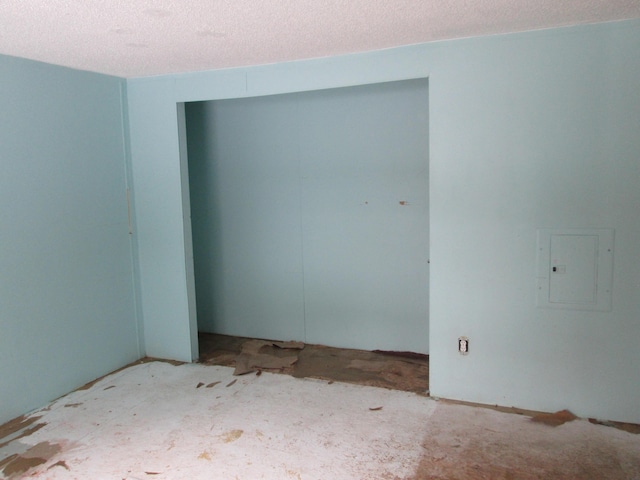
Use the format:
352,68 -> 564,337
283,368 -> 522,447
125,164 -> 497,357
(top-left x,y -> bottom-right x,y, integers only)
126,19 -> 640,423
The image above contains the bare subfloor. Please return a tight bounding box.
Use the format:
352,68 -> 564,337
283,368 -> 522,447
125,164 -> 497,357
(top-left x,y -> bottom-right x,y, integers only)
1,340 -> 639,479
198,333 -> 430,394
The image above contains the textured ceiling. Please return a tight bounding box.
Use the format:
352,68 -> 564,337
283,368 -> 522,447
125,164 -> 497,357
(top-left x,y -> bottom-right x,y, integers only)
1,0 -> 639,78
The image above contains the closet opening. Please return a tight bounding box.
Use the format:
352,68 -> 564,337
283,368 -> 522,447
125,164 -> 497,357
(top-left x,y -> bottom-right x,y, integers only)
181,79 -> 429,384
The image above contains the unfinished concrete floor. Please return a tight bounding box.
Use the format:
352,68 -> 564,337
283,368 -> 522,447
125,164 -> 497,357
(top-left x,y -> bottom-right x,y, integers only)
2,357 -> 639,479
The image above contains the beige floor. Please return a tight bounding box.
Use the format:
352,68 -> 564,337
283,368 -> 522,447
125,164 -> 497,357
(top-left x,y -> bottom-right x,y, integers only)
1,360 -> 639,479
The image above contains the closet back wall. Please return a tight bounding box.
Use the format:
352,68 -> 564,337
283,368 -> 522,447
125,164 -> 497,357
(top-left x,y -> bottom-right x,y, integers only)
186,79 -> 429,353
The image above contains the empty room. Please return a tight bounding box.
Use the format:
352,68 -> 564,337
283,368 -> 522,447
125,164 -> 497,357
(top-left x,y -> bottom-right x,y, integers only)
1,1 -> 640,478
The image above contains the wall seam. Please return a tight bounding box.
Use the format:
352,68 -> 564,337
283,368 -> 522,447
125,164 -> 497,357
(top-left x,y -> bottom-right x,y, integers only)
120,79 -> 146,359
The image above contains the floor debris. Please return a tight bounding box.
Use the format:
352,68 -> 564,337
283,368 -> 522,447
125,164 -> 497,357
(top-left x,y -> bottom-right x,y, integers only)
273,341 -> 304,350
234,352 -> 298,375
0,416 -> 43,442
1,361 -> 639,479
232,339 -> 302,375
0,441 -> 61,478
589,418 -> 640,434
47,460 -> 69,471
200,333 -> 429,393
220,429 -> 244,443
531,409 -> 577,427
0,416 -> 46,450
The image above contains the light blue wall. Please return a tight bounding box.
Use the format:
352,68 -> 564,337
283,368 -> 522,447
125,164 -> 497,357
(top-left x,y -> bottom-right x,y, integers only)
127,79 -> 196,361
127,44 -> 431,362
186,80 -> 429,352
127,19 -> 640,423
428,20 -> 640,423
0,55 -> 140,425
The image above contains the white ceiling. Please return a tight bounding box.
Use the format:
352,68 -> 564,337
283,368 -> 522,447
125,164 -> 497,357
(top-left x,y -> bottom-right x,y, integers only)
1,0 -> 639,78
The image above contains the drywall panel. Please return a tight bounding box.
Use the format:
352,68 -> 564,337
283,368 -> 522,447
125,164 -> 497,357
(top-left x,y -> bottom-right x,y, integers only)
427,20 -> 640,423
127,77 -> 196,361
299,81 -> 429,352
0,55 -> 139,425
186,97 -> 306,341
186,80 -> 429,352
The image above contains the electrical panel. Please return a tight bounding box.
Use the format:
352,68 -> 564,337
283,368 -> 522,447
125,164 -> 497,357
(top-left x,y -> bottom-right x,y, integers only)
536,229 -> 614,311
